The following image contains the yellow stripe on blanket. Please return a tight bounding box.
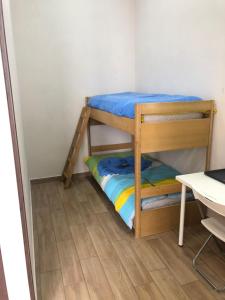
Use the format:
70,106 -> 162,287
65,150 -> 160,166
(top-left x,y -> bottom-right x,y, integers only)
115,187 -> 134,212
115,183 -> 149,212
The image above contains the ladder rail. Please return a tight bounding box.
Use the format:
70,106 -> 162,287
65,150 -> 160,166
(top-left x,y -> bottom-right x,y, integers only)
62,106 -> 91,188
62,107 -> 85,174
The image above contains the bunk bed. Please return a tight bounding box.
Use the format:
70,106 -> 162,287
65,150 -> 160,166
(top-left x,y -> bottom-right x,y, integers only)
63,92 -> 215,238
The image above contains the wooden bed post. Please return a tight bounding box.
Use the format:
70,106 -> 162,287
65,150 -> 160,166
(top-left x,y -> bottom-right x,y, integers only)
85,97 -> 92,156
205,102 -> 215,171
134,104 -> 142,238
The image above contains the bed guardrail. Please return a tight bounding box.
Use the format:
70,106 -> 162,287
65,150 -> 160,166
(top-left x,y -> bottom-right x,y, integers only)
134,100 -> 215,237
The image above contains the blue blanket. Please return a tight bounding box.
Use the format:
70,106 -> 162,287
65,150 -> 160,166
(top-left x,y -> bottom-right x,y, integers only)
97,156 -> 151,176
88,92 -> 202,118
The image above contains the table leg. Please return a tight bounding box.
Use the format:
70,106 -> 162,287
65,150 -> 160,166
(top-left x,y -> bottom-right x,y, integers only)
178,184 -> 186,246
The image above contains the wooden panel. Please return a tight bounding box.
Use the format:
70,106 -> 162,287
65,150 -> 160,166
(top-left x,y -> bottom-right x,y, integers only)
139,100 -> 214,115
90,108 -> 134,134
141,118 -> 210,153
140,201 -> 200,237
141,182 -> 181,199
91,142 -> 133,153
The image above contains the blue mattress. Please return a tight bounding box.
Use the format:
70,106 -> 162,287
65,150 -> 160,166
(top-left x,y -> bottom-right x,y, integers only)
88,92 -> 202,118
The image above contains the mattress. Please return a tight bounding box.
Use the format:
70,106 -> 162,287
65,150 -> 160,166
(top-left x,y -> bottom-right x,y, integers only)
85,151 -> 192,228
88,92 -> 202,119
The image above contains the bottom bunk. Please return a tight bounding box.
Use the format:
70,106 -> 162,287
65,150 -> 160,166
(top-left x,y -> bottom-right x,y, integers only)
84,151 -> 200,237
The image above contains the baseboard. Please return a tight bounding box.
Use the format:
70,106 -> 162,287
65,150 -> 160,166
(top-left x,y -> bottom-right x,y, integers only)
30,171 -> 91,184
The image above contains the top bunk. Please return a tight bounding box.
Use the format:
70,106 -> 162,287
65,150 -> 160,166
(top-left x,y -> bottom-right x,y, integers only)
87,93 -> 214,132
88,92 -> 203,119
86,92 -> 215,156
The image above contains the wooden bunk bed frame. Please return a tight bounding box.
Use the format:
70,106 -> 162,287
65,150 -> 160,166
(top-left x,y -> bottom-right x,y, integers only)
63,97 -> 215,238
86,98 -> 215,238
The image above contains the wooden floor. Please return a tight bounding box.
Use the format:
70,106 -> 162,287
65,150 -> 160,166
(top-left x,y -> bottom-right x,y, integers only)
32,177 -> 225,300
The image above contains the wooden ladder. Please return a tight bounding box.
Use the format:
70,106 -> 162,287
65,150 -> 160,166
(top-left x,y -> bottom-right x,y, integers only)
62,106 -> 91,188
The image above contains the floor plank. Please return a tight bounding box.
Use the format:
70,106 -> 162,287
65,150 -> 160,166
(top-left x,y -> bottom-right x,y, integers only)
149,237 -> 198,285
183,280 -> 219,300
112,239 -> 152,286
150,269 -> 189,300
198,254 -> 225,288
64,201 -> 84,226
86,189 -> 108,214
70,224 -> 97,260
131,238 -> 166,272
47,182 -> 64,211
52,210 -> 71,241
57,239 -> 84,287
78,201 -> 100,226
80,257 -> 114,300
40,270 -> 65,300
98,212 -> 132,241
32,184 -> 49,211
87,224 -> 138,299
38,229 -> 60,273
64,283 -> 90,300
36,208 -> 53,236
135,283 -> 165,300
72,180 -> 89,203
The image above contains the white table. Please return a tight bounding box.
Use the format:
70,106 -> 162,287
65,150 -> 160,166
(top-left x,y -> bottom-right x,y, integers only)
176,172 -> 225,246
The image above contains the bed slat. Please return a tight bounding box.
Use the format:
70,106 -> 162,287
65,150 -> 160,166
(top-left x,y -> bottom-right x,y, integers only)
91,142 -> 132,153
141,182 -> 181,199
90,108 -> 134,134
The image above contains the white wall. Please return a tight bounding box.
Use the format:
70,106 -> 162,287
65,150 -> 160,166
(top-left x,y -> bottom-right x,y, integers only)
11,0 -> 135,179
2,0 -> 36,297
11,0 -> 225,179
135,0 -> 225,171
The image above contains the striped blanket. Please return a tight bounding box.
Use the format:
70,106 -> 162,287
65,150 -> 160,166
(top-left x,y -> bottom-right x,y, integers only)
85,152 -> 180,228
